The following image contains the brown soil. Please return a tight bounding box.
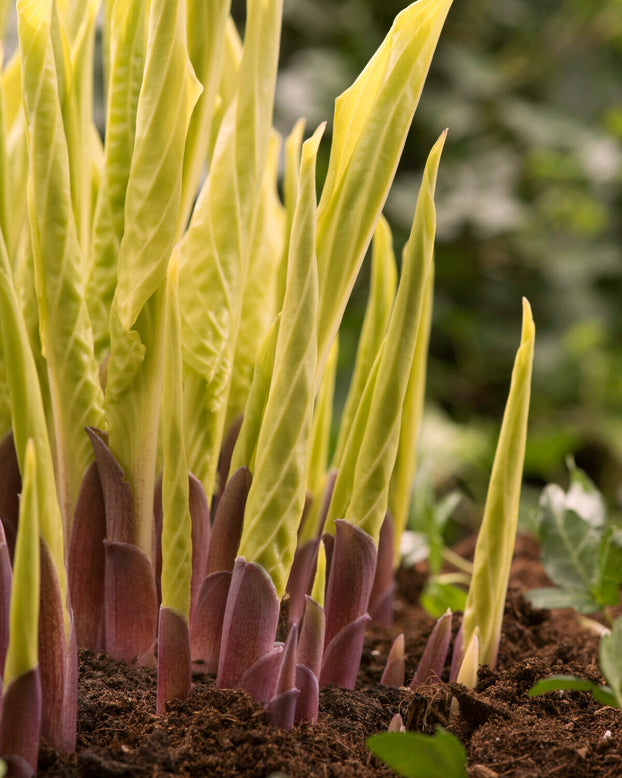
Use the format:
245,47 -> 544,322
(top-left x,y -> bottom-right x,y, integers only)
37,536 -> 622,777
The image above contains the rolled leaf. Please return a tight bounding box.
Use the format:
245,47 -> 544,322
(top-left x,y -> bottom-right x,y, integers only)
178,0 -> 283,499
368,512 -> 396,626
0,214 -> 73,751
328,131 -> 445,544
87,0 -> 149,361
237,124 -> 323,598
17,0 -> 105,530
294,664 -> 319,725
389,260 -> 434,564
381,633 -> 405,687
205,466 -> 251,576
324,520 -> 377,650
156,606 -> 192,714
320,613 -> 370,690
315,0 -> 453,380
297,596 -> 325,680
332,215 -> 396,469
0,439 -> 41,773
160,248 -> 192,620
179,0 -> 231,233
189,570 -> 231,673
461,299 -> 535,668
226,131 -> 285,427
411,609 -> 452,687
105,0 -> 202,561
216,559 -> 279,690
286,538 -> 320,627
104,540 -> 158,664
68,460 -> 106,652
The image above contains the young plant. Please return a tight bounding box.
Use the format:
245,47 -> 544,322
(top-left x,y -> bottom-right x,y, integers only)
527,461 -> 622,617
459,299 -> 535,672
367,727 -> 467,778
0,0 -> 461,752
529,615 -> 622,709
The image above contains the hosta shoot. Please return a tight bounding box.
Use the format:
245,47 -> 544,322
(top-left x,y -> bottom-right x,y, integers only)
460,299 -> 535,669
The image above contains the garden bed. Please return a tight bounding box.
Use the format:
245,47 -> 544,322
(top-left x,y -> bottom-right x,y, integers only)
36,535 -> 621,777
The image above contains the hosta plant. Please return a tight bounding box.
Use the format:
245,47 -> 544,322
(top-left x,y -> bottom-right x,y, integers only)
0,0 -> 537,770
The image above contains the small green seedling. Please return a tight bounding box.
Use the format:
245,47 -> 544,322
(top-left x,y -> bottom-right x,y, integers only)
366,727 -> 467,778
529,615 -> 622,709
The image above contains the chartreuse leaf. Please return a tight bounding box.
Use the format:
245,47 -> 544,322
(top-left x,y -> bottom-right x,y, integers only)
0,231 -> 69,647
389,259 -> 434,564
315,0 -> 452,382
299,339 -> 338,542
277,117 -> 306,312
0,2 -> 10,40
237,124 -> 324,598
227,131 -> 285,428
207,16 -> 242,161
229,315 -> 280,476
527,463 -> 622,614
1,59 -> 29,264
4,439 -> 39,689
528,675 -> 618,708
179,0 -> 231,234
87,0 -> 149,362
332,215 -> 397,470
178,0 -> 282,499
17,0 -> 105,529
105,0 -> 201,558
326,132 -> 445,543
461,299 -> 535,668
0,43 -> 9,256
160,248 -> 192,620
367,728 -> 467,778
60,0 -> 99,266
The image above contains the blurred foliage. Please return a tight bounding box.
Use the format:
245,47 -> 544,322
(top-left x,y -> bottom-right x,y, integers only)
260,0 -> 622,510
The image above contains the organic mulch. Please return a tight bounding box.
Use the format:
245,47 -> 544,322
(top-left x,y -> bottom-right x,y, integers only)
37,536 -> 622,777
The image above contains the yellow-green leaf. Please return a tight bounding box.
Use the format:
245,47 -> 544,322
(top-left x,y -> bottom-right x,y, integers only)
461,299 -> 536,667
18,0 -> 105,528
178,1 -> 282,498
237,124 -> 324,597
4,439 -> 39,687
315,0 -> 452,382
160,248 -> 191,620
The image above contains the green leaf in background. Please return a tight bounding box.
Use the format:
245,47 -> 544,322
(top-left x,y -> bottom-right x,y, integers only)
18,0 -> 105,529
461,298 -> 535,668
420,577 -> 467,619
528,675 -> 618,709
366,729 -> 467,778
178,0 -> 282,500
527,463 -> 622,614
105,0 -> 201,558
315,0 -> 453,383
237,124 -> 324,598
